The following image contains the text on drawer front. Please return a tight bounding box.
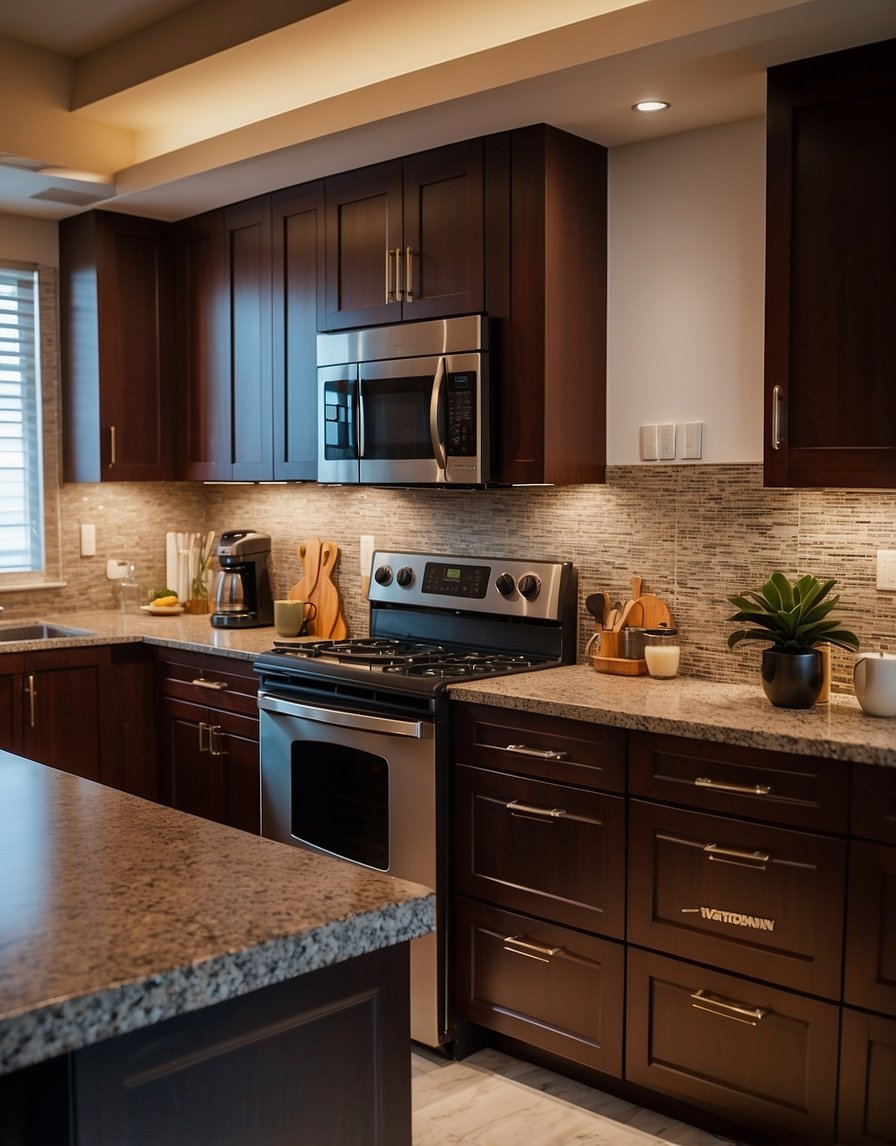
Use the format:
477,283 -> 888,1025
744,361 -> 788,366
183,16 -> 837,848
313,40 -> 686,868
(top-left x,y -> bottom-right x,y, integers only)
499,742 -> 569,760
503,935 -> 563,963
695,776 -> 772,797
703,842 -> 771,869
690,989 -> 769,1026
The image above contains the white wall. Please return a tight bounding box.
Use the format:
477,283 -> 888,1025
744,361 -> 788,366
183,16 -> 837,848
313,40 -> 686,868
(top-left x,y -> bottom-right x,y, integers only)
0,214 -> 58,265
606,117 -> 766,465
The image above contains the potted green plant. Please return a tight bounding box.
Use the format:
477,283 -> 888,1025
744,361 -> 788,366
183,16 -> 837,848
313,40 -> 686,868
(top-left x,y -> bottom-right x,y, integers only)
727,572 -> 859,708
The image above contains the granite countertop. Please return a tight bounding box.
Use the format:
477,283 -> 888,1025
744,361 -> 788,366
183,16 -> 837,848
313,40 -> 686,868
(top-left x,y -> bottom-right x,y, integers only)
0,752 -> 435,1077
449,664 -> 896,768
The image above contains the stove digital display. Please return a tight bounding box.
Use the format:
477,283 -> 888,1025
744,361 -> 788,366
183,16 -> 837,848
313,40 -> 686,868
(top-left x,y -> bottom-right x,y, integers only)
422,561 -> 489,598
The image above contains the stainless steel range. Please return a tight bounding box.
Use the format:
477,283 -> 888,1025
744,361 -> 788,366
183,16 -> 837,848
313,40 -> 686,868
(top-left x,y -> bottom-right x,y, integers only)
254,550 -> 577,1048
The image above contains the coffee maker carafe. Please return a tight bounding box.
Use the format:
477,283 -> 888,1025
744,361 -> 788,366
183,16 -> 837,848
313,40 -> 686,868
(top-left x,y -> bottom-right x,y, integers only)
211,530 -> 274,629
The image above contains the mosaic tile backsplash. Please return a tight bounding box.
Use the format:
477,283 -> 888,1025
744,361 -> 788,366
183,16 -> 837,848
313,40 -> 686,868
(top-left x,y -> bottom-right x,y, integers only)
6,465 -> 896,691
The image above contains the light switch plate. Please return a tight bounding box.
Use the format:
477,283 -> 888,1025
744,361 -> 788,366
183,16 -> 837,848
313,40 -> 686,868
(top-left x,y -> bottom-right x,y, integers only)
682,422 -> 703,459
639,425 -> 658,461
877,550 -> 896,591
658,423 -> 676,460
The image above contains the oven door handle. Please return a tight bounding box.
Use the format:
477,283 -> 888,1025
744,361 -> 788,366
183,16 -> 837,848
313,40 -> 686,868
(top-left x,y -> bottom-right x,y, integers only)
258,692 -> 434,739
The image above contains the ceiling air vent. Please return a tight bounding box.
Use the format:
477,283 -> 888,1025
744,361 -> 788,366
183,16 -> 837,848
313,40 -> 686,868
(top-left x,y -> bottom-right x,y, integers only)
30,186 -> 114,205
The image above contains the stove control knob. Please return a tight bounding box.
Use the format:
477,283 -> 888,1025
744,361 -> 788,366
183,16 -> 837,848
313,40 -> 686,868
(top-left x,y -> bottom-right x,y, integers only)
495,573 -> 516,597
396,566 -> 415,588
518,573 -> 541,600
374,564 -> 393,586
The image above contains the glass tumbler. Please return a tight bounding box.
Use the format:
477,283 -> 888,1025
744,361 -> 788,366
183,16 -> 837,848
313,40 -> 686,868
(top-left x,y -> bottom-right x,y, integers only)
644,630 -> 680,678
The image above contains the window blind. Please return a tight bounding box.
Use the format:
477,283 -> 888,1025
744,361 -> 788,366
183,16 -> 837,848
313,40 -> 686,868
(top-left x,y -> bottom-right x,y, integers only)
0,262 -> 43,573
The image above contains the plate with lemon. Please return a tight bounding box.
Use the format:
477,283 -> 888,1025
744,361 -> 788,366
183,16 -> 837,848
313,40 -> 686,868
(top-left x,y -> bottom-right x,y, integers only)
141,589 -> 184,616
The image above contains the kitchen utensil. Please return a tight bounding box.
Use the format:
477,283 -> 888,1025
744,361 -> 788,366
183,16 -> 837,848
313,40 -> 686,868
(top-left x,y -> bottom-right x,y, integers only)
636,593 -> 673,629
585,593 -> 605,628
287,538 -> 323,607
287,538 -> 347,638
853,651 -> 896,716
613,598 -> 644,631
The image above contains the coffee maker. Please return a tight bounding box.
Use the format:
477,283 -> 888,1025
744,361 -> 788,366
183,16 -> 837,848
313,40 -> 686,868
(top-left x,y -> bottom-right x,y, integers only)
210,530 -> 274,628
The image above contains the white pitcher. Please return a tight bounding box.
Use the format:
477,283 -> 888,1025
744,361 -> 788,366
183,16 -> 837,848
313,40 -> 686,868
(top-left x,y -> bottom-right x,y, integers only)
853,651 -> 896,717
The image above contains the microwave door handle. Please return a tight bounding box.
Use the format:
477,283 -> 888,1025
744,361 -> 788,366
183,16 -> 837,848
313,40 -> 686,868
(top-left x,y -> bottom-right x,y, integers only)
357,378 -> 365,458
430,356 -> 447,470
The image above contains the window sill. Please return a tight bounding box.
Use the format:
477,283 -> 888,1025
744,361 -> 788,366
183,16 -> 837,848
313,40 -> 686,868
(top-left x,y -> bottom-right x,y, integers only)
0,580 -> 66,592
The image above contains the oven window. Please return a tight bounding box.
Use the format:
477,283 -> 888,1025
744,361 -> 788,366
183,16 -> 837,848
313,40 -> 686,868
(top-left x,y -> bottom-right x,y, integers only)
361,375 -> 438,460
290,742 -> 389,871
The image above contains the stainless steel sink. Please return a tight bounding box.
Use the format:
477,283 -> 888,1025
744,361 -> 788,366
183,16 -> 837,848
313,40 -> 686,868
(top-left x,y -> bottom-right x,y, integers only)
0,622 -> 95,643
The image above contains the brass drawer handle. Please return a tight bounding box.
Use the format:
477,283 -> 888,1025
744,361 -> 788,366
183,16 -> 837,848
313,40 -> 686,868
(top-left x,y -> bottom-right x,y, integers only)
500,743 -> 568,761
695,776 -> 772,797
506,800 -> 567,820
703,842 -> 770,869
503,935 -> 563,963
192,677 -> 229,690
690,989 -> 768,1026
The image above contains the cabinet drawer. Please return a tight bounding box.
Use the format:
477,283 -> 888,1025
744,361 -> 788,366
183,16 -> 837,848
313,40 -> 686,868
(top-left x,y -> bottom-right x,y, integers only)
452,701 -> 625,793
844,839 -> 896,1015
628,800 -> 846,998
626,948 -> 839,1142
157,650 -> 258,717
838,1008 -> 896,1146
454,897 -> 624,1077
455,764 -> 625,937
852,763 -> 896,845
629,730 -> 849,832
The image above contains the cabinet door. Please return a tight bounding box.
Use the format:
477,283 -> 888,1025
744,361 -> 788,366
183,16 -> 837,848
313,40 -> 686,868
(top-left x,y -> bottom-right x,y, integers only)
225,196 -> 274,480
628,799 -> 846,998
401,140 -> 484,322
174,209 -> 229,480
22,660 -> 101,781
159,698 -> 259,834
844,839 -> 896,1015
765,38 -> 896,488
324,160 -> 403,330
455,896 -> 624,1077
626,948 -> 839,1142
61,211 -> 176,482
838,1008 -> 896,1146
455,763 -> 625,937
0,664 -> 22,752
272,182 -> 325,480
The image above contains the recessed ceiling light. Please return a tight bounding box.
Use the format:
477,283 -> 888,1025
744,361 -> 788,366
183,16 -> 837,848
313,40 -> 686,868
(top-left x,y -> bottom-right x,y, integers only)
632,100 -> 670,113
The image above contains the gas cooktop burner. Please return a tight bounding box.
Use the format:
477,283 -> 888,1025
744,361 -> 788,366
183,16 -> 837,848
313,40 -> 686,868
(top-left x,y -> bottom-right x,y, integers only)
273,638 -> 447,667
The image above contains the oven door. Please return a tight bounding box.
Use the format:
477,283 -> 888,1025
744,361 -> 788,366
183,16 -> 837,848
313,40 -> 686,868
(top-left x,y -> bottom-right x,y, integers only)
258,692 -> 441,1046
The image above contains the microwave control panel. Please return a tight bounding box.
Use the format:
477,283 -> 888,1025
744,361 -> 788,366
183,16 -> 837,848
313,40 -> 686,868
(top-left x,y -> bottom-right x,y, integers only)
445,373 -> 476,456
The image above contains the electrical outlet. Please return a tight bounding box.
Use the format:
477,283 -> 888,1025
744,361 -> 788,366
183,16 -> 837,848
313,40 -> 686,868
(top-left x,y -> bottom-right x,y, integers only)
106,559 -> 128,580
877,550 -> 896,591
80,523 -> 96,557
360,534 -> 375,594
658,423 -> 676,460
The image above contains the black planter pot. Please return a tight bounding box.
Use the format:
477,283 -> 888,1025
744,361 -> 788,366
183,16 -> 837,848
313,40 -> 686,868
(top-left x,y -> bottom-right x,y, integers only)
760,648 -> 823,708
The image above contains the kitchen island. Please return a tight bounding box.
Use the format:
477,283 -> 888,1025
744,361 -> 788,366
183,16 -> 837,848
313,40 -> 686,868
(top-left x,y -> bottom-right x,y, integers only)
0,750 -> 435,1146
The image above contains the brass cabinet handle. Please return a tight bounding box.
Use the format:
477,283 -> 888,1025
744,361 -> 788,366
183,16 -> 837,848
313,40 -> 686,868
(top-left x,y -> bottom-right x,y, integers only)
405,244 -> 414,300
503,935 -> 563,963
110,425 -> 116,465
506,799 -> 567,820
26,673 -> 36,728
384,247 -> 393,303
394,246 -> 404,300
209,724 -> 227,757
198,721 -> 210,753
192,677 -> 229,690
703,842 -> 771,869
500,743 -> 568,761
690,989 -> 768,1026
771,384 -> 785,450
695,776 -> 772,797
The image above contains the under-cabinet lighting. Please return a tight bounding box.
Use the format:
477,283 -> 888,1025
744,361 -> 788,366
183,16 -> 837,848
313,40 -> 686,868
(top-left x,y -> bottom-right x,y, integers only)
632,100 -> 670,113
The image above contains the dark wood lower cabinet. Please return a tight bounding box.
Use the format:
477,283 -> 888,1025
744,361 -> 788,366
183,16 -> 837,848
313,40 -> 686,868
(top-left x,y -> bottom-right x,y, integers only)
3,944 -> 412,1146
626,947 -> 839,1142
454,896 -> 624,1077
838,1008 -> 896,1145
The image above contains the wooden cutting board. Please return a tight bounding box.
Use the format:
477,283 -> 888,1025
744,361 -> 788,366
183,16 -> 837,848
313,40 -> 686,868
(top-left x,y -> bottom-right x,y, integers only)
287,537 -> 347,638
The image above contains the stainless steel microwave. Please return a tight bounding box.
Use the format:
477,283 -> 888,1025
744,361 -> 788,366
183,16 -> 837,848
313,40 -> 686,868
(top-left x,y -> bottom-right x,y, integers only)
317,315 -> 489,485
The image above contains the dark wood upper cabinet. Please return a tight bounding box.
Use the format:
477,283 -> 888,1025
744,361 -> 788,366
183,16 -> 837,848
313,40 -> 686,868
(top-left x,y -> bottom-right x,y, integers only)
764,38 -> 896,488
324,139 -> 484,330
174,209 -> 228,480
272,181 -> 325,480
60,210 -> 176,482
487,126 -> 608,485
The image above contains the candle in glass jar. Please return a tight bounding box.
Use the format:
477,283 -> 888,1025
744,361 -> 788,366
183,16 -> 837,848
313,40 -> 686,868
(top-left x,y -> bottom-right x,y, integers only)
645,642 -> 680,678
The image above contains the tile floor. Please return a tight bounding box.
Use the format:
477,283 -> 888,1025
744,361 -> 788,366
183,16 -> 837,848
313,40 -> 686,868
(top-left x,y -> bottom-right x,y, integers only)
411,1047 -> 742,1146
